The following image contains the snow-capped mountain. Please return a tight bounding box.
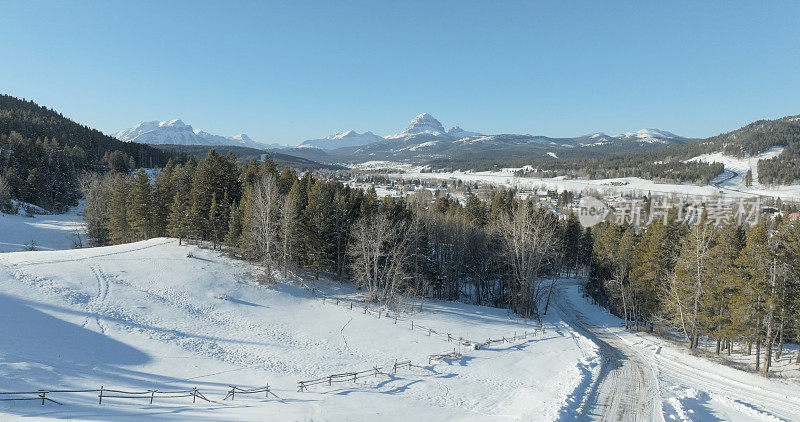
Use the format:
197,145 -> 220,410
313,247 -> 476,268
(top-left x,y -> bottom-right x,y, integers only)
115,119 -> 269,148
573,129 -> 685,147
300,130 -> 384,150
615,128 -> 683,143
387,113 -> 448,139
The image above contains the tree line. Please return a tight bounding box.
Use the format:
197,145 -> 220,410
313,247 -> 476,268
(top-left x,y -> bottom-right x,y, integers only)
587,211 -> 800,377
0,94 -> 171,212
84,149 -> 592,319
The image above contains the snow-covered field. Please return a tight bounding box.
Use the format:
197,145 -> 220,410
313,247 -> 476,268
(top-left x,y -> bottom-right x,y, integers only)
0,239 -> 596,421
395,158 -> 800,201
2,225 -> 800,420
0,206 -> 86,253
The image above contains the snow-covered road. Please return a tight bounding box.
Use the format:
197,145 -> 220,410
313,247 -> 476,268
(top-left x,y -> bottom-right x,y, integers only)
559,281 -> 800,421
554,284 -> 661,421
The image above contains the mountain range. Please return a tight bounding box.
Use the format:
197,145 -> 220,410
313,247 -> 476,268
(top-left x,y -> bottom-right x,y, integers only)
287,113 -> 688,163
114,113 -> 691,165
114,119 -> 280,149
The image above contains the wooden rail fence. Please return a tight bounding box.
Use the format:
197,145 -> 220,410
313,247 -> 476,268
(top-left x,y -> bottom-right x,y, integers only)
223,385 -> 281,401
310,286 -> 546,351
0,385 -> 210,406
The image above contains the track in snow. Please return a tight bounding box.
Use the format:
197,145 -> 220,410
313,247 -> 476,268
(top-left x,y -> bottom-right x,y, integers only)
555,284 -> 661,421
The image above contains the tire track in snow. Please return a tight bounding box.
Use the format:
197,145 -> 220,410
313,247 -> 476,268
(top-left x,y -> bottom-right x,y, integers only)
87,264 -> 108,335
554,284 -> 663,421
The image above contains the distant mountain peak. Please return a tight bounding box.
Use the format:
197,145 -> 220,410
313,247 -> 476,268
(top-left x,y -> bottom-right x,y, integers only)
300,130 -> 384,150
115,119 -> 265,148
404,113 -> 445,135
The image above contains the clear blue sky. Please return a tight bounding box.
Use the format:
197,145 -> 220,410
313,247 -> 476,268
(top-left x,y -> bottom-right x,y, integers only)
2,1 -> 799,145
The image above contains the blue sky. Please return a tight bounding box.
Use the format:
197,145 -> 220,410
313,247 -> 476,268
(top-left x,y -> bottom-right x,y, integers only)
1,1 -> 799,145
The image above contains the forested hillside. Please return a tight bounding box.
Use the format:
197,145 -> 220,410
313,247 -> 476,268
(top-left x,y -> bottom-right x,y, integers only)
0,94 -> 171,212
431,114 -> 800,185
154,144 -> 345,171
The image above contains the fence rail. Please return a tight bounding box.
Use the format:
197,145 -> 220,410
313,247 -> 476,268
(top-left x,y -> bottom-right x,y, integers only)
311,286 -> 545,351
223,385 -> 281,401
0,385 -> 212,406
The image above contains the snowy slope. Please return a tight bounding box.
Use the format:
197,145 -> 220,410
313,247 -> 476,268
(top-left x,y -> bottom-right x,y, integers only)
0,239 -> 591,421
686,146 -> 785,187
115,119 -> 270,148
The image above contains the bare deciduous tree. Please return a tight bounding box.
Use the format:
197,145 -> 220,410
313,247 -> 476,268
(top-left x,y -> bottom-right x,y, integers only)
348,213 -> 409,305
246,174 -> 281,282
494,200 -> 558,318
279,190 -> 299,278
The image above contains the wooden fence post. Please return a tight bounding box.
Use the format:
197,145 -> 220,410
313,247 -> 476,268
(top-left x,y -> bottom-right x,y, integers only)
149,390 -> 155,405
193,387 -> 198,403
99,386 -> 104,405
411,321 -> 414,330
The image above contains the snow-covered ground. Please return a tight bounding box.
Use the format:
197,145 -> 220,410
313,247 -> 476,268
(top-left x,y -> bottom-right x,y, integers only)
397,167 -> 800,201
2,215 -> 800,420
0,206 -> 86,253
561,283 -> 800,421
0,239 -> 596,421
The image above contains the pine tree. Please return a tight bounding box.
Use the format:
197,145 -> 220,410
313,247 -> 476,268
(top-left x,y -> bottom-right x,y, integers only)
703,220 -> 744,353
151,159 -> 175,236
279,181 -> 302,277
127,168 -> 152,241
561,212 -> 583,277
629,220 -> 670,330
208,193 -> 224,249
167,190 -> 189,245
305,180 -> 334,278
465,193 -> 488,226
731,224 -> 772,371
225,200 -> 244,250
107,174 -> 131,244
